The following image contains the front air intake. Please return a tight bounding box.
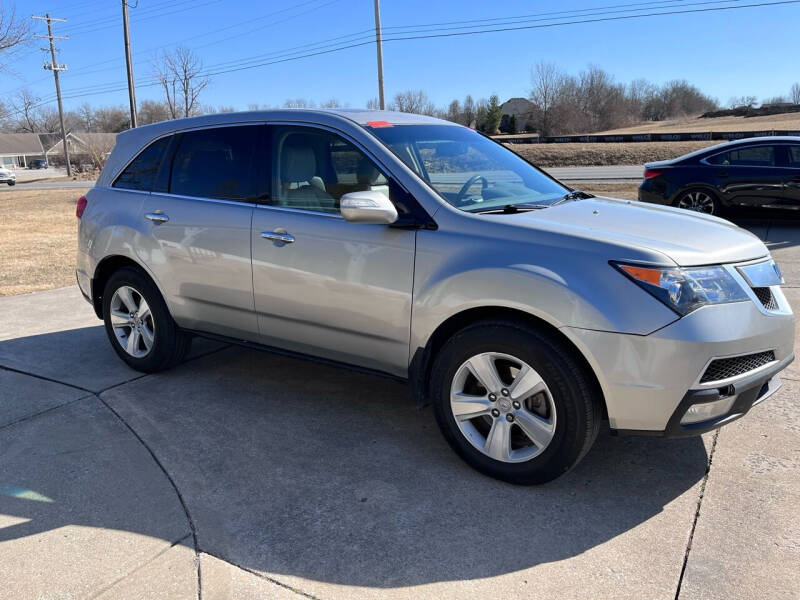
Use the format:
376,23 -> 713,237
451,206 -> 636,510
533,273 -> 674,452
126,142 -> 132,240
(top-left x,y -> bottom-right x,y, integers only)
700,351 -> 776,384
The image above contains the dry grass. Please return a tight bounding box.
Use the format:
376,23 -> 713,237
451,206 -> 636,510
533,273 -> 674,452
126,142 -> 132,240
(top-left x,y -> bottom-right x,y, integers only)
564,181 -> 640,201
0,188 -> 90,296
597,112 -> 800,134
507,141 -> 715,167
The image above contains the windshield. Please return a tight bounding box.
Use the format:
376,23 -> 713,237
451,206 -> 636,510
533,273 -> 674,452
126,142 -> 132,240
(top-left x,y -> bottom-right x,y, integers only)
365,124 -> 568,212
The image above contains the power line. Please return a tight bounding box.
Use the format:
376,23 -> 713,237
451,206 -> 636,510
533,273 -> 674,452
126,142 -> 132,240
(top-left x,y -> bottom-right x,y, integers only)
8,0 -> 799,119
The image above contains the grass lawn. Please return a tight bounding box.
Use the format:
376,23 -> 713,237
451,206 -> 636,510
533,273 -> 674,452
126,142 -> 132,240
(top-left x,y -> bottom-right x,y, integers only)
0,188 -> 90,296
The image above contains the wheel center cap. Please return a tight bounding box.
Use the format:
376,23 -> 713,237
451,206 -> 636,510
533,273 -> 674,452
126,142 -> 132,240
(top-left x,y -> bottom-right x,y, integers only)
498,398 -> 512,412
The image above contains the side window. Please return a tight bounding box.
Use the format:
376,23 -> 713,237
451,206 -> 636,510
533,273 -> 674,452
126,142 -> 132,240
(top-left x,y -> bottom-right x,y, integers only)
789,146 -> 800,167
169,126 -> 261,201
708,145 -> 775,167
113,136 -> 170,191
272,126 -> 390,214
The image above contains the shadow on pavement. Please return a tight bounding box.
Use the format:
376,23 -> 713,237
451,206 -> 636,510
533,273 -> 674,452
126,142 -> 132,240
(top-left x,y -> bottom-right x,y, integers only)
0,326 -> 709,588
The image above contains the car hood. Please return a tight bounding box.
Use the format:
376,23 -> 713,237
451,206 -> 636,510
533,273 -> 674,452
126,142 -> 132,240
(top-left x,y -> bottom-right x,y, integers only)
500,196 -> 767,266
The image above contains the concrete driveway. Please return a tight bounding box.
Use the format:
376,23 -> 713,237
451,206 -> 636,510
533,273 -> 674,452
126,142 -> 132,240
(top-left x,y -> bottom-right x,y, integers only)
1,221 -> 799,599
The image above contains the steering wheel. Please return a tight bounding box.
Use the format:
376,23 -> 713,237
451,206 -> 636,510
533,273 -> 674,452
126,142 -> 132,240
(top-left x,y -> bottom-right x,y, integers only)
456,174 -> 488,205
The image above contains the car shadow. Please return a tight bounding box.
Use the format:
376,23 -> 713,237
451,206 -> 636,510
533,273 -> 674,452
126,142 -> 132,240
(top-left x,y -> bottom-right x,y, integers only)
0,326 -> 710,588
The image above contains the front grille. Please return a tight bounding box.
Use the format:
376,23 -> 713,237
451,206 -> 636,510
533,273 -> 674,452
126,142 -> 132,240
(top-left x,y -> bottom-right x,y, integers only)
700,350 -> 776,384
753,287 -> 778,310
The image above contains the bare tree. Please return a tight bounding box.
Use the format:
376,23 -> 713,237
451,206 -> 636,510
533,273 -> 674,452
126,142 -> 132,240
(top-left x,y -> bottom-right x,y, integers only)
791,83 -> 800,105
10,89 -> 41,132
283,98 -> 315,108
728,95 -> 758,109
138,99 -> 171,125
365,97 -> 380,110
529,62 -> 566,137
389,90 -> 436,115
154,47 -> 209,119
0,5 -> 30,63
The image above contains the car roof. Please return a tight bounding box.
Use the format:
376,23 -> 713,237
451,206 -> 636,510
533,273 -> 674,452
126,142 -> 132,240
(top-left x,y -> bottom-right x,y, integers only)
115,108 -> 451,146
663,135 -> 800,164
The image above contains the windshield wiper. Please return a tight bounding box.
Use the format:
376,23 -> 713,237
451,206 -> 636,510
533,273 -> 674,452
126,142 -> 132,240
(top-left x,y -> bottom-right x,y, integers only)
552,189 -> 594,206
472,203 -> 551,214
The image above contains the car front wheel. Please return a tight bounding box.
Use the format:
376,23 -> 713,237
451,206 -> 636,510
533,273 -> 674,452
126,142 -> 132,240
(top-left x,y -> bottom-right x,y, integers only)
102,266 -> 190,372
431,320 -> 602,485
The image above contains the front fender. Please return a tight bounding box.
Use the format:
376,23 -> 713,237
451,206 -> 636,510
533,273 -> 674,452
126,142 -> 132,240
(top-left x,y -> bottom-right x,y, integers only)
410,228 -> 679,355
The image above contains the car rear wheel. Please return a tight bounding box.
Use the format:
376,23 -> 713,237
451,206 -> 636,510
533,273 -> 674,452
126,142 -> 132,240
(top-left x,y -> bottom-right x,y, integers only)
675,189 -> 719,215
7,181 -> 14,186
430,320 -> 602,485
102,267 -> 190,373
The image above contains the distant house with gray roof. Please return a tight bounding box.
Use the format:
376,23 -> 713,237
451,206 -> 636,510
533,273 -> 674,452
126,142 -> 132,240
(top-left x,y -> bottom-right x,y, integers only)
0,133 -> 45,167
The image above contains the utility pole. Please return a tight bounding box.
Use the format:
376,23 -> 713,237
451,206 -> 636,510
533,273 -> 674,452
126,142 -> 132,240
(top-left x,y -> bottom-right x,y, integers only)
373,0 -> 385,110
122,0 -> 137,128
32,14 -> 71,177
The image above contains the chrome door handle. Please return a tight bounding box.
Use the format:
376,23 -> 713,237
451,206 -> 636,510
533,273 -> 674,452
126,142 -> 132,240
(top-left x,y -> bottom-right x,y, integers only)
261,231 -> 295,244
145,212 -> 169,223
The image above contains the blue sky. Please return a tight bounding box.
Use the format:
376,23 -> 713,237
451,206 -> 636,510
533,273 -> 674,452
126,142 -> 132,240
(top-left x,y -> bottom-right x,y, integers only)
5,0 -> 799,113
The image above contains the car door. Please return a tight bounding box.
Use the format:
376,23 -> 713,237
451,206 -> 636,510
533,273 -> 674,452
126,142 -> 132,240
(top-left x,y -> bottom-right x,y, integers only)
250,124 -> 416,376
784,145 -> 800,206
136,124 -> 265,341
705,144 -> 785,208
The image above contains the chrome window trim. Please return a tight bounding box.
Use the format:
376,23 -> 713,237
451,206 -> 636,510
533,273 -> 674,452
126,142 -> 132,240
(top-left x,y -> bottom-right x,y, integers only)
255,203 -> 344,220
148,190 -> 257,207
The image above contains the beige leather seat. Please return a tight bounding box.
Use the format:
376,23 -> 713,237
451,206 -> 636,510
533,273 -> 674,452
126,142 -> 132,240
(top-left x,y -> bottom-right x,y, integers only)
280,145 -> 336,212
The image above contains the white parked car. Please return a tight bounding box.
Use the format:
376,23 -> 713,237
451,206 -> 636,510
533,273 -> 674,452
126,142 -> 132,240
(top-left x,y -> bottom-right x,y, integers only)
0,166 -> 16,186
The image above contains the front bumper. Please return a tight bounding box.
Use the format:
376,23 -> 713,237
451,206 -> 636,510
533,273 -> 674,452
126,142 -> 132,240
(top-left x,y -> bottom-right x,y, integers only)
614,356 -> 790,437
564,287 -> 794,435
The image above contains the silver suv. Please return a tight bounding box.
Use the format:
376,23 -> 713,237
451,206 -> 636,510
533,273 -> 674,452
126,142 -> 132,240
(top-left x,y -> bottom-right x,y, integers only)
77,110 -> 794,484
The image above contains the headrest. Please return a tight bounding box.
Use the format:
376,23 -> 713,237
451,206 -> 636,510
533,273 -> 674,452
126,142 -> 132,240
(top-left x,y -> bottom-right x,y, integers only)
282,145 -> 316,183
356,156 -> 380,185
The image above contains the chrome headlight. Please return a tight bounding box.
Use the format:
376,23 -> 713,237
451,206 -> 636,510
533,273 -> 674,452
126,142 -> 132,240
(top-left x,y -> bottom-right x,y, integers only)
613,262 -> 749,316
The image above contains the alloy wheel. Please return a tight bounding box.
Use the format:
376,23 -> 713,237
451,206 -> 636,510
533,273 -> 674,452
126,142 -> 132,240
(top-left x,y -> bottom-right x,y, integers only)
109,285 -> 155,358
450,352 -> 557,463
678,191 -> 715,214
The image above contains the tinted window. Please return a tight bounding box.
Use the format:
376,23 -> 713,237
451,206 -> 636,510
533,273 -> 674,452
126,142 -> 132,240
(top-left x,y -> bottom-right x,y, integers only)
272,126 -> 391,214
113,136 -> 170,191
707,145 -> 775,166
789,146 -> 800,167
170,126 -> 261,201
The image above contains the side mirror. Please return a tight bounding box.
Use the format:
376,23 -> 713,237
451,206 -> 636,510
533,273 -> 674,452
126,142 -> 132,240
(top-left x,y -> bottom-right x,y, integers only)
340,191 -> 398,225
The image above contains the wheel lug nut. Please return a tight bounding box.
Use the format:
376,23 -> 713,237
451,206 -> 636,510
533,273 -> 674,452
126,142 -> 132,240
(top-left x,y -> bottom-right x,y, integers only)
501,388 -> 509,396
512,401 -> 521,409
488,393 -> 497,402
491,409 -> 500,418
506,414 -> 515,422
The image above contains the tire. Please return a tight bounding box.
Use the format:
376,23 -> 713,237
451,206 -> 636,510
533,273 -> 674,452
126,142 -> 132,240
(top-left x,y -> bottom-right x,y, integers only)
102,266 -> 190,373
431,320 -> 602,485
674,188 -> 720,215
7,181 -> 14,186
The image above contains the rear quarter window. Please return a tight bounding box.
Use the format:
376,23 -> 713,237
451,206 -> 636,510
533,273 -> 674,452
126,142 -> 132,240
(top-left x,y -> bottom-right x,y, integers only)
706,145 -> 775,167
113,136 -> 171,191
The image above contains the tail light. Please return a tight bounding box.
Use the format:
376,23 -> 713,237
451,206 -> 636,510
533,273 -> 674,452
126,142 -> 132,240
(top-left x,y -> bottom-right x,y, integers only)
76,195 -> 87,218
644,169 -> 663,179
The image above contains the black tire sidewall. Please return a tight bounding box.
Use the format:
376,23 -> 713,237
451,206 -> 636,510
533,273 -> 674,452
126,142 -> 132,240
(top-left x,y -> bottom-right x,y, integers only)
431,321 -> 599,485
102,267 -> 181,372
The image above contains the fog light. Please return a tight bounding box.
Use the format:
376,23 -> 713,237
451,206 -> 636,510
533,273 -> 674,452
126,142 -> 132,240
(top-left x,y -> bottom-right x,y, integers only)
680,395 -> 736,425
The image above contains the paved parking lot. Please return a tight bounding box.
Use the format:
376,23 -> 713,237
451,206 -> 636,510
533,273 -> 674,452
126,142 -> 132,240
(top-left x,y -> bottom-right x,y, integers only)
1,219 -> 799,599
